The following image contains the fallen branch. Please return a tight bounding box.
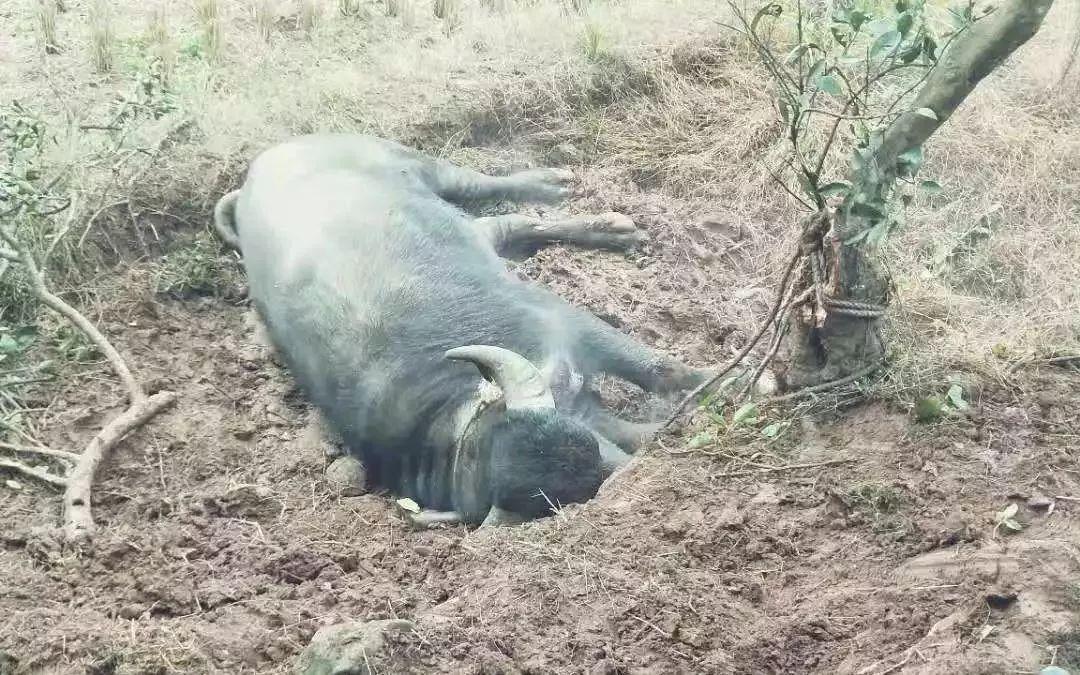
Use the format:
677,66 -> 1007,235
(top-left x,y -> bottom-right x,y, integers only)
0,441 -> 80,462
0,458 -> 67,487
0,221 -> 177,543
710,457 -> 855,479
1007,352 -> 1080,374
759,360 -> 885,405
663,246 -> 804,430
63,390 -> 176,540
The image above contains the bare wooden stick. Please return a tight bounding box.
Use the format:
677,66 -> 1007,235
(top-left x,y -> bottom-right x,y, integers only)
0,441 -> 81,463
0,225 -> 143,402
662,248 -> 803,430
63,390 -> 176,540
1,224 -> 177,542
710,457 -> 854,479
0,458 -> 68,487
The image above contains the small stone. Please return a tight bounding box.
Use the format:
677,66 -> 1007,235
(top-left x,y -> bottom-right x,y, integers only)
232,423 -> 258,441
1027,494 -> 1054,510
118,604 -> 144,620
697,213 -> 744,241
4,480 -> 22,491
294,619 -> 414,675
324,456 -> 367,497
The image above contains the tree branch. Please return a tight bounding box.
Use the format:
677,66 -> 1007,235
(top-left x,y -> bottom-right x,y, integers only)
873,0 -> 1055,174
0,441 -> 81,464
0,458 -> 67,487
0,226 -> 144,403
0,221 -> 177,543
63,390 -> 176,541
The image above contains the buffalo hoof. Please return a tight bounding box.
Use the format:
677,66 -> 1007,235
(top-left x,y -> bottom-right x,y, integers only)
586,212 -> 648,249
514,167 -> 576,202
325,456 -> 367,497
294,619 -> 414,675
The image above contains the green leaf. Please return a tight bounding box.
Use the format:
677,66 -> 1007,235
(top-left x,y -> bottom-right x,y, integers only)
896,11 -> 914,37
922,35 -> 938,62
761,422 -> 784,438
732,403 -> 758,426
816,74 -> 843,97
819,181 -> 851,197
848,9 -> 868,31
751,3 -> 783,32
914,107 -> 938,121
946,384 -> 968,410
870,30 -> 901,59
688,433 -> 714,449
830,26 -> 851,47
843,229 -> 870,245
896,146 -> 924,177
807,58 -> 827,83
396,497 -> 421,513
899,41 -> 922,64
866,219 -> 892,248
784,44 -> 809,65
919,179 -> 943,195
997,502 -> 1019,521
1002,518 -> 1023,532
850,201 -> 886,220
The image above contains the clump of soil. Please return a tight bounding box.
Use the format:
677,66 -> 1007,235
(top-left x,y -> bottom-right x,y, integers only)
1,155 -> 1077,675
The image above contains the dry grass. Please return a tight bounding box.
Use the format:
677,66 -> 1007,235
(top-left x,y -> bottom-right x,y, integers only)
297,0 -> 321,35
255,0 -> 274,41
35,0 -> 60,55
195,0 -> 222,61
87,0 -> 113,72
338,0 -> 361,16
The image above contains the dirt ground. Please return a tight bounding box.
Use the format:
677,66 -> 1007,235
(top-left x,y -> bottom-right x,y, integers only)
1,153 -> 1078,674
2,1 -> 1080,673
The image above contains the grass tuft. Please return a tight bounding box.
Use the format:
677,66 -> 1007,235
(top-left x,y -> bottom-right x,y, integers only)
88,0 -> 114,73
298,0 -> 321,36
195,0 -> 221,61
36,0 -> 60,55
153,234 -> 240,300
254,0 -> 274,42
146,7 -> 175,85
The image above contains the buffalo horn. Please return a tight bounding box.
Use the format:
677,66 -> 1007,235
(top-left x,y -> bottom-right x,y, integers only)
444,345 -> 555,411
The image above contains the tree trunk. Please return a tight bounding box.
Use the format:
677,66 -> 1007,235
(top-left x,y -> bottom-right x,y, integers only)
775,0 -> 1057,391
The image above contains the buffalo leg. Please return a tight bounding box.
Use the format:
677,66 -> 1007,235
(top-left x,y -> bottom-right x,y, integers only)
588,409 -> 660,453
577,314 -> 711,395
475,213 -> 646,255
594,431 -> 632,476
422,161 -> 575,205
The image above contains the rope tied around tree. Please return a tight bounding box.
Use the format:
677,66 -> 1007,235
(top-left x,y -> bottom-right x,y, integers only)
664,208 -> 890,429
796,210 -> 888,326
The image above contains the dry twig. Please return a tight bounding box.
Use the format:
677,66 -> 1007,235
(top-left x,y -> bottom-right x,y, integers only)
0,221 -> 177,542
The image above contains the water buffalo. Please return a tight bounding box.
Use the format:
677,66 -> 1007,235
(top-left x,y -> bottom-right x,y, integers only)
214,133 -> 708,527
